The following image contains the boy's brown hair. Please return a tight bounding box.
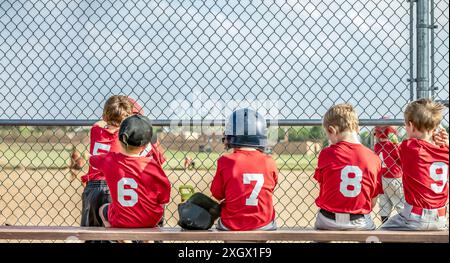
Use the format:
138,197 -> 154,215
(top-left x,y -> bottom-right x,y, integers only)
103,95 -> 134,127
404,98 -> 444,132
323,103 -> 359,133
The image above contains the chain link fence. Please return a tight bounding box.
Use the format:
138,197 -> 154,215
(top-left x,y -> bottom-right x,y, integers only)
0,0 -> 449,241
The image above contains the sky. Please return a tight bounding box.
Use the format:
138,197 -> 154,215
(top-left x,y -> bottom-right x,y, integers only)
0,0 -> 449,123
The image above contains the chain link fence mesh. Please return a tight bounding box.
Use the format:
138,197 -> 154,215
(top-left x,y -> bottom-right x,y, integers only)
0,0 -> 449,242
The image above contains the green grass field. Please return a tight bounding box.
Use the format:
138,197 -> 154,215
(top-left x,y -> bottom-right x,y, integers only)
0,143 -> 318,171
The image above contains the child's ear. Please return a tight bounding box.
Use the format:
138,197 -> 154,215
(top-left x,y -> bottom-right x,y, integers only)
408,121 -> 417,132
327,126 -> 336,135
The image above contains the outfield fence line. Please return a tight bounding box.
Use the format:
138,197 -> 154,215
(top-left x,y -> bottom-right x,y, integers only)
0,119 -> 407,127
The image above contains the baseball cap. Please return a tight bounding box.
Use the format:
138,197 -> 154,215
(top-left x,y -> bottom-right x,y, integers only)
119,115 -> 153,147
374,115 -> 397,139
128,97 -> 145,115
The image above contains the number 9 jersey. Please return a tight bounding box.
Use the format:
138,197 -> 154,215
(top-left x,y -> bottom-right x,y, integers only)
399,139 -> 449,209
210,149 -> 278,231
314,141 -> 382,214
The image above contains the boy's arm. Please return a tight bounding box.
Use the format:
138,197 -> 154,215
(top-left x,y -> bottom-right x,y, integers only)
156,174 -> 171,204
373,158 -> 383,199
211,160 -> 225,201
313,151 -> 326,183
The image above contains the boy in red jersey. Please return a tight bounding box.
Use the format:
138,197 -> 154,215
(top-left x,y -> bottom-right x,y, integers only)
97,115 -> 171,228
373,121 -> 405,223
80,95 -> 134,228
381,99 -> 449,230
314,103 -> 382,230
211,108 -> 278,231
80,96 -> 165,229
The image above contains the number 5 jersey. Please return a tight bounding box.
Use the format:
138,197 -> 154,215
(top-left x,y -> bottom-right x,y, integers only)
314,141 -> 382,214
399,139 -> 449,209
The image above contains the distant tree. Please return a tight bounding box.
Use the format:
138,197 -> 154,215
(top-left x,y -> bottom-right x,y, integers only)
360,131 -> 371,147
309,126 -> 326,141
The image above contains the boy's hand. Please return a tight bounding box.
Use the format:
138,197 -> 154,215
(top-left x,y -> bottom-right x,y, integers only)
433,127 -> 449,147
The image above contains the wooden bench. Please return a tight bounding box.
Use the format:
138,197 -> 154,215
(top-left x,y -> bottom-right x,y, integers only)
0,226 -> 447,243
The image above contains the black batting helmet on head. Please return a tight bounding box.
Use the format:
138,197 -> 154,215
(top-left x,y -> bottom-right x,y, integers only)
223,108 -> 268,151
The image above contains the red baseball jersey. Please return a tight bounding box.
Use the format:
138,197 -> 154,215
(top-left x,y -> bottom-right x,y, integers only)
90,152 -> 171,228
314,141 -> 382,214
210,149 -> 278,231
81,124 -> 166,183
81,124 -> 120,183
374,141 -> 402,179
399,139 -> 449,209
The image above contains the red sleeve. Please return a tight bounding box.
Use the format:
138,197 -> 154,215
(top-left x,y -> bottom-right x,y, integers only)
156,172 -> 171,204
314,150 -> 328,183
89,154 -> 105,171
211,158 -> 225,201
267,158 -> 278,191
374,160 -> 383,196
398,140 -> 419,168
273,163 -> 279,188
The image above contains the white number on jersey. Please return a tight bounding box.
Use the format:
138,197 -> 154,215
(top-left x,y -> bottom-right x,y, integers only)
379,152 -> 386,168
139,144 -> 153,157
92,142 -> 111,155
117,178 -> 138,207
340,166 -> 363,198
243,173 -> 264,206
430,162 -> 449,194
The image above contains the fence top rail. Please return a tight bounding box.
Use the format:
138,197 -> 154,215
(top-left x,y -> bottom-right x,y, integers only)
0,226 -> 447,243
0,119 -> 406,127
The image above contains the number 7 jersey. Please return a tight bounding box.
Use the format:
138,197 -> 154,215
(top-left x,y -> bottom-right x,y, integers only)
314,141 -> 382,214
210,149 -> 278,231
399,139 -> 449,209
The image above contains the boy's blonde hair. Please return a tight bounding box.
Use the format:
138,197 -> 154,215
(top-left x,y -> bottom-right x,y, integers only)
323,103 -> 359,133
103,95 -> 134,127
404,98 -> 444,132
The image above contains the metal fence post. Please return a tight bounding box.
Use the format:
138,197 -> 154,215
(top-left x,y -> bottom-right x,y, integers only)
416,0 -> 431,99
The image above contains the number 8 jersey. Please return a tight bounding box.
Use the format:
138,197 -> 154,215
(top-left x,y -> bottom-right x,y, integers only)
314,141 -> 382,214
211,149 -> 278,231
399,139 -> 449,209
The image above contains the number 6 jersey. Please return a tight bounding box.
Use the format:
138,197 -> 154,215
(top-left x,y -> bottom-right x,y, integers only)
314,141 -> 382,214
90,152 -> 171,228
210,149 -> 278,231
399,139 -> 449,209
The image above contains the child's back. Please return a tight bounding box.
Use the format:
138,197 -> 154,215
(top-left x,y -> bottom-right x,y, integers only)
314,103 -> 382,231
381,98 -> 449,231
211,149 -> 277,231
91,151 -> 170,227
211,108 -> 278,231
81,121 -> 121,183
315,141 -> 381,215
399,138 -> 448,209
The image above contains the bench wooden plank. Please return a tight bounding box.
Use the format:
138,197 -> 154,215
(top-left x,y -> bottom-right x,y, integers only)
0,226 -> 448,243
